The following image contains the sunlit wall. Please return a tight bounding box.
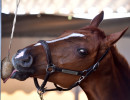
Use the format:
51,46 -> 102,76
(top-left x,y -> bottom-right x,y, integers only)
2,90 -> 87,100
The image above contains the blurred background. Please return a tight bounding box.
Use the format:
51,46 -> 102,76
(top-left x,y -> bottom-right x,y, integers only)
1,0 -> 130,100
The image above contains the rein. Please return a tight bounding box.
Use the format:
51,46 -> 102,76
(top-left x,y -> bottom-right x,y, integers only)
33,40 -> 110,99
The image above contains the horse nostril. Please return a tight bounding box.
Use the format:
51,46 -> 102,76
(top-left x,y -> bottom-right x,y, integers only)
22,56 -> 31,63
21,55 -> 33,67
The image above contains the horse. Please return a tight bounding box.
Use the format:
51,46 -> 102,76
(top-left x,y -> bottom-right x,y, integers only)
10,11 -> 130,100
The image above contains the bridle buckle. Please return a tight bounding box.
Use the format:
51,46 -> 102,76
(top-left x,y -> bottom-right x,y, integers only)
37,89 -> 44,100
78,76 -> 85,83
93,62 -> 99,71
46,64 -> 56,73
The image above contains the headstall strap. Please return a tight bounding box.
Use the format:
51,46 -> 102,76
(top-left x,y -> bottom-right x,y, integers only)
33,40 -> 110,98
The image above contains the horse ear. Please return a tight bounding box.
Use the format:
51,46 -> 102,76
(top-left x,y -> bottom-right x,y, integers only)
103,27 -> 128,46
90,11 -> 104,27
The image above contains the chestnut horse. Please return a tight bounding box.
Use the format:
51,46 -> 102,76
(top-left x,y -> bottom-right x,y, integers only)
11,11 -> 130,100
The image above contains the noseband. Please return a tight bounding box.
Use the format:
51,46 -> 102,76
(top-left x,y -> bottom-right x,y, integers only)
34,40 -> 110,94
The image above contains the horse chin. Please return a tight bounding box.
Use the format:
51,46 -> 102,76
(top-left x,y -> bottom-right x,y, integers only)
10,70 -> 30,81
10,65 -> 35,81
11,56 -> 35,81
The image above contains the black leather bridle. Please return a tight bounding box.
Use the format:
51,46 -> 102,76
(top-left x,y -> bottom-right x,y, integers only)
34,40 -> 110,94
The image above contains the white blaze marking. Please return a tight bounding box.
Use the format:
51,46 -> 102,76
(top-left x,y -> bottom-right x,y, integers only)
15,50 -> 26,59
33,33 -> 85,46
47,33 -> 85,43
34,42 -> 41,46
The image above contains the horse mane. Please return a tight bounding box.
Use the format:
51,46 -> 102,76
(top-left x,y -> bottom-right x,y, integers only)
110,46 -> 130,81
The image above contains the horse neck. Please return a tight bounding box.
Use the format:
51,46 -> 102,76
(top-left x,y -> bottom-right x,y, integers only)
80,46 -> 130,100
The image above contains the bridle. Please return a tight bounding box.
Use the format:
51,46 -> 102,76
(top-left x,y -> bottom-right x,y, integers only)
34,40 -> 110,94
33,40 -> 110,98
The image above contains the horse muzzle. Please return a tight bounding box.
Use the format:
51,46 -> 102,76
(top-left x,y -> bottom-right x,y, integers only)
10,48 -> 35,81
12,54 -> 33,68
12,48 -> 33,69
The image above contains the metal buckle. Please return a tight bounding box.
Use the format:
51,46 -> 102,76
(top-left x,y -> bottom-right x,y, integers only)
46,64 -> 56,73
93,62 -> 99,71
37,90 -> 44,100
78,76 -> 85,83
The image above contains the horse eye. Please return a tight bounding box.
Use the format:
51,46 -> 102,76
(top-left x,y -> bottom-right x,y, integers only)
77,48 -> 88,56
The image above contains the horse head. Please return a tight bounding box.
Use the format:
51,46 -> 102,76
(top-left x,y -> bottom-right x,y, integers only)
11,11 -> 128,89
